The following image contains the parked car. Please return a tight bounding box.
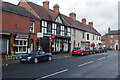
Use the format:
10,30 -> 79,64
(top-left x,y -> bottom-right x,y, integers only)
72,47 -> 88,56
85,47 -> 95,54
99,47 -> 104,53
20,50 -> 52,63
103,47 -> 108,52
94,47 -> 100,53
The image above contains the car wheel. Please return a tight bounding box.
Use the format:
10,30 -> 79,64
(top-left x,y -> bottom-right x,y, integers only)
34,58 -> 38,63
48,56 -> 52,61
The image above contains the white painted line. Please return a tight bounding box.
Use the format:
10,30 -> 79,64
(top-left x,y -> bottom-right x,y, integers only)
97,57 -> 106,60
78,61 -> 93,67
36,69 -> 68,80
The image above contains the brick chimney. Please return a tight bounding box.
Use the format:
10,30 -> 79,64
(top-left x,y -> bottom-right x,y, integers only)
43,0 -> 49,9
108,27 -> 110,33
82,18 -> 86,25
69,12 -> 76,20
88,22 -> 93,27
53,4 -> 59,13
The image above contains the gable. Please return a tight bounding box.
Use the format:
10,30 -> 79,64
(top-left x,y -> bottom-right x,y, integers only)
55,15 -> 63,24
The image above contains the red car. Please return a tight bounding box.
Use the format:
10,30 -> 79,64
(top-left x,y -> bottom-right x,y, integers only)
72,47 -> 88,56
94,48 -> 100,53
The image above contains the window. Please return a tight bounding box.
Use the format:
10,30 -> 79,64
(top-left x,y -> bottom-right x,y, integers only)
87,34 -> 89,40
110,40 -> 114,43
30,21 -> 34,33
93,35 -> 94,40
67,27 -> 71,36
83,32 -> 84,39
111,35 -> 114,38
74,40 -> 76,48
61,26 -> 64,36
116,40 -> 118,43
15,40 -> 27,53
110,46 -> 113,48
74,29 -> 76,37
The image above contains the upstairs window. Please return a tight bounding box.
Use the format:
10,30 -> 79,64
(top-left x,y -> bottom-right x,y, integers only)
111,35 -> 114,38
74,29 -> 76,37
93,35 -> 94,40
87,34 -> 89,40
30,21 -> 34,33
83,32 -> 84,39
64,27 -> 67,35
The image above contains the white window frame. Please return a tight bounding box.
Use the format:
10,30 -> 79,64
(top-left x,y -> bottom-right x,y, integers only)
30,21 -> 34,33
111,35 -> 114,38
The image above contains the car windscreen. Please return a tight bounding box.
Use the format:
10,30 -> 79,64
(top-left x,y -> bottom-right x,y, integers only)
35,51 -> 45,55
74,48 -> 80,50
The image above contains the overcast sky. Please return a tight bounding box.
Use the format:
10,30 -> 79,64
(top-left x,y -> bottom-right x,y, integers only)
3,0 -> 119,35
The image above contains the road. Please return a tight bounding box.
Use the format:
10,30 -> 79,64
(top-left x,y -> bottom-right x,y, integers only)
2,50 -> 119,80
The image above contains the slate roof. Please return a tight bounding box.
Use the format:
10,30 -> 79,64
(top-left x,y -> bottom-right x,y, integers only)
101,36 -> 107,41
108,30 -> 120,35
1,1 -> 40,20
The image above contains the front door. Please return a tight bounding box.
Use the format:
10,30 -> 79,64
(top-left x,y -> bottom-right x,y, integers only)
116,45 -> 118,50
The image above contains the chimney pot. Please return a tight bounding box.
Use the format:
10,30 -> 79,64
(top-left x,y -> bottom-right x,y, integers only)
82,18 -> 86,25
108,27 -> 110,33
53,4 -> 59,13
43,0 -> 49,9
69,12 -> 76,20
88,22 -> 93,27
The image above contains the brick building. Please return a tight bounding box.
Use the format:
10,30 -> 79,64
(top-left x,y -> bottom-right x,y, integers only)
1,1 -> 40,55
101,27 -> 120,50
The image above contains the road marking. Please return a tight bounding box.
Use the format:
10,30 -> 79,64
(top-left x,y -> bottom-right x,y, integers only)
36,69 -> 68,80
78,61 -> 93,67
97,57 -> 106,60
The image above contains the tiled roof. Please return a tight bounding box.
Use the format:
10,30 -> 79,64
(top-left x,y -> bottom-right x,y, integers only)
101,36 -> 107,41
26,2 -> 52,21
108,30 -> 120,35
1,1 -> 40,20
61,14 -> 101,35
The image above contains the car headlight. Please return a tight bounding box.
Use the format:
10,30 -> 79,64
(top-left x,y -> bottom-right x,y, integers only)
27,57 -> 32,60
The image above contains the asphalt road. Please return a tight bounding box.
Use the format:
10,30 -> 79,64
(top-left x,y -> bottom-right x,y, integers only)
2,50 -> 119,80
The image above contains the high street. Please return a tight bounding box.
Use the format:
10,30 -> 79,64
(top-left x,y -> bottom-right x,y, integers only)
2,50 -> 119,79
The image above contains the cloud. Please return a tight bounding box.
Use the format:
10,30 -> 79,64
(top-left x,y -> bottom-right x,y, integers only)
2,0 -> 119,35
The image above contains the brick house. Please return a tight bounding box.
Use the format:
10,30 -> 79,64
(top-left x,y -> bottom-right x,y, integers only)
101,27 -> 120,50
1,1 -> 40,55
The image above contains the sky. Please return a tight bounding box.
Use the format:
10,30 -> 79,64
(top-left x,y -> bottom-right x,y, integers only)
3,0 -> 119,35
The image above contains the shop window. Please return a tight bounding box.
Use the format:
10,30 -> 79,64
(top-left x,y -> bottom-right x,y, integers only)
15,40 -> 27,53
30,21 -> 34,33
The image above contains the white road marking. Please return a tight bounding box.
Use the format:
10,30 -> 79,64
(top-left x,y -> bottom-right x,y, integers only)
36,69 -> 68,80
97,57 -> 106,60
78,61 -> 93,67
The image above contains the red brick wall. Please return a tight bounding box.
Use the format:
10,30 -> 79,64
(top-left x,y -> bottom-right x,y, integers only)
2,10 -> 41,53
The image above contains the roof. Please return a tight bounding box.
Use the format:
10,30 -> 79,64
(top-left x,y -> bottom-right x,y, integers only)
1,1 -> 40,20
62,14 -> 101,35
26,1 -> 52,21
108,30 -> 120,35
101,35 -> 107,41
19,0 -> 101,35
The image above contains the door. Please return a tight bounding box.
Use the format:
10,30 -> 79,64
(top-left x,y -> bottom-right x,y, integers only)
30,39 -> 34,51
116,45 -> 118,50
2,39 -> 9,54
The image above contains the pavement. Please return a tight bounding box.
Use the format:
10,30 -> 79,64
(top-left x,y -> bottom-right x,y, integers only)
2,50 -> 119,80
1,53 -> 71,67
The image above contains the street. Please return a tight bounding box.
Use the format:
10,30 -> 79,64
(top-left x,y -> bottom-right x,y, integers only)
2,50 -> 119,80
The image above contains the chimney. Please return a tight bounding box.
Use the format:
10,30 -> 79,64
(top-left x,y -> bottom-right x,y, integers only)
69,12 -> 76,20
82,18 -> 86,25
43,0 -> 49,9
108,27 -> 110,33
88,22 -> 93,27
53,4 -> 59,13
